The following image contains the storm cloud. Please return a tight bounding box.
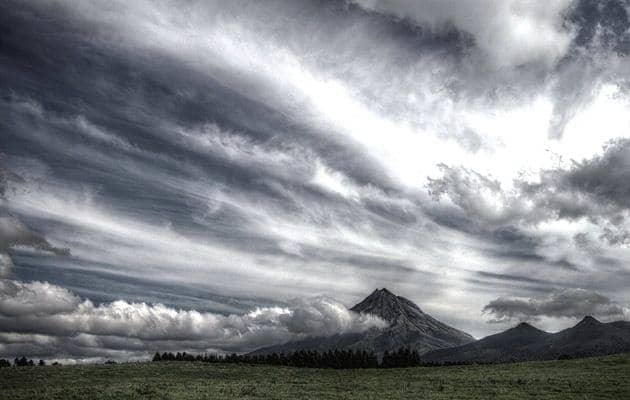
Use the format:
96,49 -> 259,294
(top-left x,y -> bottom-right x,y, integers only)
0,162 -> 70,277
350,0 -> 575,68
483,288 -> 630,323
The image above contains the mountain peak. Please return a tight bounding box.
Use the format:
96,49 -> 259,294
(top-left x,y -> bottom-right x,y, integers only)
351,288 -> 473,342
351,288 -> 420,323
369,288 -> 396,299
252,288 -> 474,357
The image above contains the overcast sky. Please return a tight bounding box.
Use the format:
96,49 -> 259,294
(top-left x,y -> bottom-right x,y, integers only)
2,0 -> 630,362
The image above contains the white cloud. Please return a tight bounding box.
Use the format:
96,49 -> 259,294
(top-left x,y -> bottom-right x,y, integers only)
0,280 -> 81,316
172,123 -> 315,183
558,83 -> 630,160
0,279 -> 387,358
311,162 -> 359,200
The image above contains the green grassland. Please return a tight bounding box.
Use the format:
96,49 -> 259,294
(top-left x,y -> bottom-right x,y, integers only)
2,353 -> 630,399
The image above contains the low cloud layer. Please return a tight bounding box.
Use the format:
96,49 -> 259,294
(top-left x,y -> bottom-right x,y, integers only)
483,288 -> 630,323
0,279 -> 386,360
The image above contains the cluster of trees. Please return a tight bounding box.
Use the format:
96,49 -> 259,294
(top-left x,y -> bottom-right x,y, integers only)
152,348 -> 449,369
0,357 -> 51,367
380,348 -> 422,368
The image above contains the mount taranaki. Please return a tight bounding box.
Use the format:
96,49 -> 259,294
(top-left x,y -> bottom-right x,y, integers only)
250,288 -> 474,356
250,288 -> 630,362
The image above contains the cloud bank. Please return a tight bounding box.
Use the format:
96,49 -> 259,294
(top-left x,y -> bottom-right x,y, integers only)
0,279 -> 386,360
483,288 -> 630,323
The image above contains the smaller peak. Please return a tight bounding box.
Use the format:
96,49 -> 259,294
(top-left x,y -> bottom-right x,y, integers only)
577,315 -> 601,326
506,322 -> 548,336
512,322 -> 537,331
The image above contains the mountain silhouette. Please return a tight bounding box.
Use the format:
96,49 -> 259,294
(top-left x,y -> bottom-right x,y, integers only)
421,321 -> 552,363
423,316 -> 630,364
250,288 -> 474,356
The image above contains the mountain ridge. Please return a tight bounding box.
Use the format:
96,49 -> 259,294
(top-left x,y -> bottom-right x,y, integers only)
422,315 -> 630,364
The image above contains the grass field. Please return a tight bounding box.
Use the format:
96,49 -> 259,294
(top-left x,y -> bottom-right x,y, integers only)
2,353 -> 630,399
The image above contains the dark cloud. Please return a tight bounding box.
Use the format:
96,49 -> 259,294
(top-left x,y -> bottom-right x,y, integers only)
349,0 -> 575,68
0,215 -> 70,256
425,167 -> 569,270
0,162 -> 70,278
521,138 -> 630,245
483,288 -> 630,323
569,0 -> 630,55
465,271 -> 557,299
556,138 -> 630,210
428,138 -> 630,247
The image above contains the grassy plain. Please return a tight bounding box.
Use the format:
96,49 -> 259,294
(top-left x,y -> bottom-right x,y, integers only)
1,353 -> 630,399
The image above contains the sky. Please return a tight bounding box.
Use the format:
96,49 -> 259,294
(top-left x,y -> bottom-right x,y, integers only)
2,0 -> 630,362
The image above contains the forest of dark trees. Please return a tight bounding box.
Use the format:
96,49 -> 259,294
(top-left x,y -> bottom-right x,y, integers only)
0,348 -> 473,369
151,348 -> 470,369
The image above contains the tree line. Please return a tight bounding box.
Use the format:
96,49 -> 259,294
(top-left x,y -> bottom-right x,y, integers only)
0,350 -> 573,369
0,357 -> 58,367
151,348 -> 471,369
153,349 -> 378,369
